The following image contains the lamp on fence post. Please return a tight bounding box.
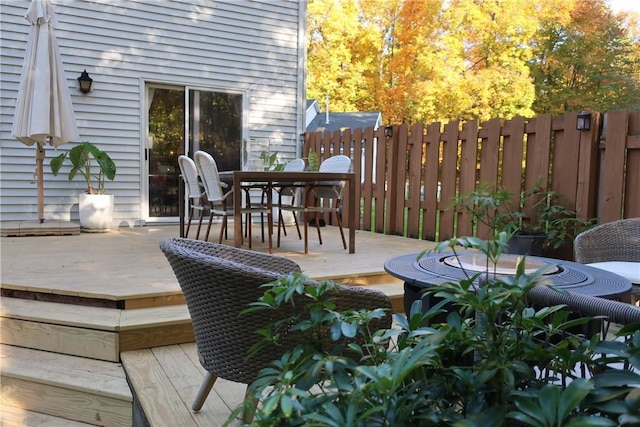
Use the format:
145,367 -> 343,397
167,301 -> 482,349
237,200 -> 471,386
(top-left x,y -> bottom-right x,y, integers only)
576,112 -> 591,131
385,125 -> 393,138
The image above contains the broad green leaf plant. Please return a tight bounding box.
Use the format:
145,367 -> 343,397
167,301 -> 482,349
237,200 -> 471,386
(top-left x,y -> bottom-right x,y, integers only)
50,141 -> 116,195
227,233 -> 640,426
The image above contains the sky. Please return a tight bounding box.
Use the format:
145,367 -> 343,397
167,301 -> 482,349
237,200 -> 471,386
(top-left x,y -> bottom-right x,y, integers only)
608,0 -> 640,14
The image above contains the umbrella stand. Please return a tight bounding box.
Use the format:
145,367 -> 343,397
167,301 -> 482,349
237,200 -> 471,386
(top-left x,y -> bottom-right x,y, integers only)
12,0 -> 79,225
36,142 -> 45,223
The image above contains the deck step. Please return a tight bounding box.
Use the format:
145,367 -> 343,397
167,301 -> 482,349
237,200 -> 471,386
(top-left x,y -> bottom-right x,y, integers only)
362,281 -> 405,314
1,297 -> 194,361
122,343 -> 246,427
0,344 -> 133,426
0,404 -> 96,426
322,271 -> 400,286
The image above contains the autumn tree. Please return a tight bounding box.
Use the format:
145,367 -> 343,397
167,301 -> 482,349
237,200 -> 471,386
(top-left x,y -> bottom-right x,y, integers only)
306,0 -> 640,125
530,0 -> 640,114
307,0 -> 380,112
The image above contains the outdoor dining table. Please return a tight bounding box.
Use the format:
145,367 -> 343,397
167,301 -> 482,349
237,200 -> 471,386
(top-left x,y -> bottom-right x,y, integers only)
384,252 -> 633,317
229,170 -> 357,253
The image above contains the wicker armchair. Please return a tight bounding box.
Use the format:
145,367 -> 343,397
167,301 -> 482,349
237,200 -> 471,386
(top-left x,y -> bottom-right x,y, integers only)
528,285 -> 640,327
159,237 -> 392,415
574,218 -> 640,264
574,218 -> 640,303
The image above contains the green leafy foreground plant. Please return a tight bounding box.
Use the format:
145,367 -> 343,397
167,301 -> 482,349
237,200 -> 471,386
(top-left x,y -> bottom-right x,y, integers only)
228,234 -> 640,426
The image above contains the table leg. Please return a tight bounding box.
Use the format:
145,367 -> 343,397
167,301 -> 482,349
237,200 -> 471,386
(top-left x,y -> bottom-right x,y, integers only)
266,184 -> 273,254
233,174 -> 242,247
348,174 -> 355,253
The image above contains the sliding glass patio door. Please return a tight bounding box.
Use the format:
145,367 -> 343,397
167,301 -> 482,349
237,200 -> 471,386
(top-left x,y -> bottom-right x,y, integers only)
146,85 -> 243,220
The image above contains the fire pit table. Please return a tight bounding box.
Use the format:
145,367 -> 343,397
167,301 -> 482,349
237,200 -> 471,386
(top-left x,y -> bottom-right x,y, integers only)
384,252 -> 632,318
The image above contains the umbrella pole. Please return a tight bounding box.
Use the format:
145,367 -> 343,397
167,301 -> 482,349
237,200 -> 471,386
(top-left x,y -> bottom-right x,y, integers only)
37,142 -> 45,223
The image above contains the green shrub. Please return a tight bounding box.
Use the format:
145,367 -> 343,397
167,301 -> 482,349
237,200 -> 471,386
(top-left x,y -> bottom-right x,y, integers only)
228,233 -> 640,426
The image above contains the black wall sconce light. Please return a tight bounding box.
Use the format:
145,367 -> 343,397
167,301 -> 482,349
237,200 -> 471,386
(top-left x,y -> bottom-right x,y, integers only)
77,69 -> 93,93
385,125 -> 394,138
576,111 -> 591,131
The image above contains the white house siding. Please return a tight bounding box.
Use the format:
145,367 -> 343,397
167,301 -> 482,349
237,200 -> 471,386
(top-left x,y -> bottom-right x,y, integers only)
0,0 -> 306,225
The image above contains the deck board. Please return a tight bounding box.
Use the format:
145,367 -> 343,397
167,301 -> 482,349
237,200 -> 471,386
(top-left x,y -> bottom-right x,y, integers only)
122,344 -> 247,427
1,224 -> 435,426
1,224 -> 435,303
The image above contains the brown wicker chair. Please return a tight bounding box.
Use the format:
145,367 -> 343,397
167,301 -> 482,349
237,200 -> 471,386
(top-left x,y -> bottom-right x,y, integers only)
574,218 -> 640,264
526,285 -> 640,377
527,285 -> 640,327
574,218 -> 640,302
159,237 -> 392,415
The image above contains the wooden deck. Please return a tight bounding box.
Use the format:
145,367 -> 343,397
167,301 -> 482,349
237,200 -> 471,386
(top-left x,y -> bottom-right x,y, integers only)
1,223 -> 435,426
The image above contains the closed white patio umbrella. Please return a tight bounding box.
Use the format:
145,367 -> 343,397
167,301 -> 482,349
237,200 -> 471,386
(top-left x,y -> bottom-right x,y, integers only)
12,0 -> 79,223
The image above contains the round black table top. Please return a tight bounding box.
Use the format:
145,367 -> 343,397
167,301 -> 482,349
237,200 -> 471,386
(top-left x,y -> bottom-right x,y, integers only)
384,252 -> 632,300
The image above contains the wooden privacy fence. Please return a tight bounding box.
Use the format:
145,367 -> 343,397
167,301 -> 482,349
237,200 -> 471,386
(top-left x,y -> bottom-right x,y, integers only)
303,109 -> 639,245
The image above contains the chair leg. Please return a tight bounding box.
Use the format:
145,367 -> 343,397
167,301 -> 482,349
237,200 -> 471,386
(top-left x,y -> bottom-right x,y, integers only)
304,213 -> 309,254
260,189 -> 267,243
292,212 -> 302,239
247,213 -> 253,248
192,372 -> 217,411
185,206 -> 194,238
335,207 -> 347,249
195,207 -> 204,240
280,210 -> 288,237
315,212 -> 323,245
267,208 -> 273,254
219,215 -> 227,244
277,209 -> 284,248
204,204 -> 214,241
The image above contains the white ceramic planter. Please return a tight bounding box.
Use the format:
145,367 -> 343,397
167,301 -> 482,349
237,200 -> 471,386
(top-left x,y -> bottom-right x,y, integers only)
79,193 -> 114,232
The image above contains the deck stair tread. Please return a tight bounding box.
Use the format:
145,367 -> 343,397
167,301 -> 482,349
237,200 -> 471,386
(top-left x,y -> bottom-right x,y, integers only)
119,304 -> 191,330
0,404 -> 95,426
1,297 -> 192,331
122,343 -> 246,427
0,344 -> 133,426
319,271 -> 401,286
1,297 -> 121,330
1,297 -> 195,361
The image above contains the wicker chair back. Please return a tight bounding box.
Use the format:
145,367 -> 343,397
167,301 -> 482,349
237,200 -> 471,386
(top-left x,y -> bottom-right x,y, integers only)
574,218 -> 640,264
160,237 -> 392,387
194,151 -> 227,203
178,155 -> 202,200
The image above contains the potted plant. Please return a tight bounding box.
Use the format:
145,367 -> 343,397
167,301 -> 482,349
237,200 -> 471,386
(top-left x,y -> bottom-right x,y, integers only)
50,141 -> 117,232
228,235 -> 640,426
450,181 -> 595,256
